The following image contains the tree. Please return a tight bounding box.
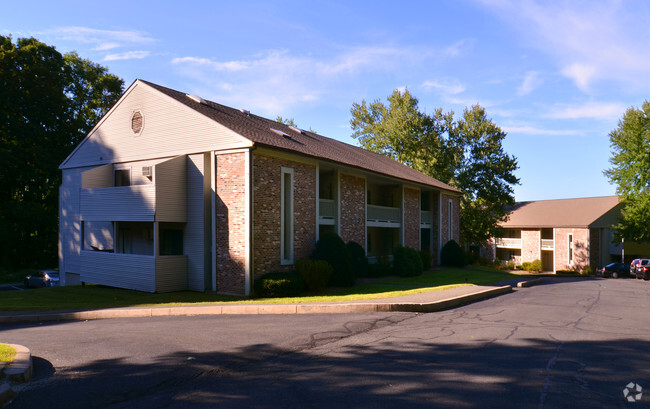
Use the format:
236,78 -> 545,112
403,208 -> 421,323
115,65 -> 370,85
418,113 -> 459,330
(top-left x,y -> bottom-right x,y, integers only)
0,36 -> 124,270
350,90 -> 519,245
604,101 -> 650,242
452,105 -> 519,244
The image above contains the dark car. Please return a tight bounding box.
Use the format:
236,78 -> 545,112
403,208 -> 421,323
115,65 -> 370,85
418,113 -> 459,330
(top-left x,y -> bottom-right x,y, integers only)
635,259 -> 650,280
597,262 -> 630,278
631,259 -> 641,275
24,270 -> 60,288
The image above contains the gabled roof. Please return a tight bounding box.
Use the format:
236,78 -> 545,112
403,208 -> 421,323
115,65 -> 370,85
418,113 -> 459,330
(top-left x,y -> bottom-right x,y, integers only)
140,80 -> 460,194
500,196 -> 620,228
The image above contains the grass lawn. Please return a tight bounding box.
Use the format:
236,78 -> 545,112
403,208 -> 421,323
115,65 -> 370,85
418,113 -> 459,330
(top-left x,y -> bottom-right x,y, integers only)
0,343 -> 17,363
0,267 -> 521,312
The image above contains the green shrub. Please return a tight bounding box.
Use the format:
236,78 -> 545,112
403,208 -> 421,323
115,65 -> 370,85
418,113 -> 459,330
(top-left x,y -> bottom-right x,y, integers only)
295,259 -> 333,292
393,246 -> 424,277
311,232 -> 355,287
254,271 -> 304,297
347,241 -> 369,278
521,259 -> 542,272
368,256 -> 392,277
582,266 -> 594,275
440,240 -> 467,267
419,250 -> 432,271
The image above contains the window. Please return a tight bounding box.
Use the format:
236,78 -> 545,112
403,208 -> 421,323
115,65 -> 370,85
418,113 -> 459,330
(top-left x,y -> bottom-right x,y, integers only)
568,234 -> 574,265
114,168 -> 131,187
281,167 -> 294,264
448,199 -> 453,241
131,111 -> 144,135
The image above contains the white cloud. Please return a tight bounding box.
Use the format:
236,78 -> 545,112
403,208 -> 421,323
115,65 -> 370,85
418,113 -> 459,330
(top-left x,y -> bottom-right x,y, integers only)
38,26 -> 155,60
503,125 -> 580,136
421,79 -> 466,95
104,51 -> 150,61
561,63 -> 597,93
545,101 -> 627,120
171,47 -> 428,113
517,71 -> 542,96
474,0 -> 650,93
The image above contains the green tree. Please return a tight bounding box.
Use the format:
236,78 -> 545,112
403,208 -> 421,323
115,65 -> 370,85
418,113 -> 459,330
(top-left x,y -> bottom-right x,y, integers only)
604,101 -> 650,242
452,105 -> 519,244
0,36 -> 124,270
350,90 -> 519,245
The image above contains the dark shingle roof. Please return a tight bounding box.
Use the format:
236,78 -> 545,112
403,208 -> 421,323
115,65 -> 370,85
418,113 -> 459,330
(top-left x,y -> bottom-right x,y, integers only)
500,196 -> 620,228
141,80 -> 460,193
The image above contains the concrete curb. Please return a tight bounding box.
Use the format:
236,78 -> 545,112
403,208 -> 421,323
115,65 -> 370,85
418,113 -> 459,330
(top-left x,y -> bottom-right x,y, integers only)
517,278 -> 542,288
0,344 -> 32,408
0,285 -> 513,323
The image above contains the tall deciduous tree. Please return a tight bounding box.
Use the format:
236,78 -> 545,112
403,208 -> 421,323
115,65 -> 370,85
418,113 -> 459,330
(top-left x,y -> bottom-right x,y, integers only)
350,90 -> 519,245
0,36 -> 124,270
604,101 -> 650,242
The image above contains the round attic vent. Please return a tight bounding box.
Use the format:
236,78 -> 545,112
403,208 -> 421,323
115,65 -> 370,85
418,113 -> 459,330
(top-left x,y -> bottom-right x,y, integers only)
131,110 -> 144,135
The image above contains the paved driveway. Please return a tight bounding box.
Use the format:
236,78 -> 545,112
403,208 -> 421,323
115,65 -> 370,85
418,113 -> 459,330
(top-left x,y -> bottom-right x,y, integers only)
4,277 -> 650,408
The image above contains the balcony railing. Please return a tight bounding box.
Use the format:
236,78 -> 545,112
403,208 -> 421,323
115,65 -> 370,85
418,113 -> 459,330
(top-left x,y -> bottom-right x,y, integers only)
541,239 -> 554,250
420,210 -> 433,226
495,237 -> 522,248
319,199 -> 336,224
367,204 -> 401,226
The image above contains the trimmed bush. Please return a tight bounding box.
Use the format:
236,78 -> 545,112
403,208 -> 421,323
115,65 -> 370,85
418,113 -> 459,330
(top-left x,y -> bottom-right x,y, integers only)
440,240 -> 467,267
419,250 -> 432,271
393,246 -> 424,277
521,259 -> 542,272
311,232 -> 355,287
295,259 -> 333,292
254,271 -> 304,297
347,241 -> 369,277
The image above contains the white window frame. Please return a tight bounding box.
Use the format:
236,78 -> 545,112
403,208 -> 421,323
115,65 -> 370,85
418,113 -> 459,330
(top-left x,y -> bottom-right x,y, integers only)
281,167 -> 294,265
448,199 -> 453,242
568,233 -> 574,265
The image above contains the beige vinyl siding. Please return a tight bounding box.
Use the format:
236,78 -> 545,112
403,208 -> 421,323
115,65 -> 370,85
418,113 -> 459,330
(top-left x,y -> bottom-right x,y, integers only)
59,167 -> 86,282
80,252 -> 156,293
155,155 -> 187,222
155,256 -> 188,292
81,164 -> 113,188
186,154 -> 208,291
80,185 -> 156,221
61,81 -> 253,170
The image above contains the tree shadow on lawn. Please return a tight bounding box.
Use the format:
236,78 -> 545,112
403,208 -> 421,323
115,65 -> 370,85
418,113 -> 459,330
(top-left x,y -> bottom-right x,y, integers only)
12,336 -> 649,409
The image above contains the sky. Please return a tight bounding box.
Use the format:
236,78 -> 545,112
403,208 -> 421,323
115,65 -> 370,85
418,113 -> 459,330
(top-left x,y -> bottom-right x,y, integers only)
3,0 -> 650,201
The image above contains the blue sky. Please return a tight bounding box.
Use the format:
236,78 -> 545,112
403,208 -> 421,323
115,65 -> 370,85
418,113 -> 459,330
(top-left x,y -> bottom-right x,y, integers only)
4,0 -> 650,201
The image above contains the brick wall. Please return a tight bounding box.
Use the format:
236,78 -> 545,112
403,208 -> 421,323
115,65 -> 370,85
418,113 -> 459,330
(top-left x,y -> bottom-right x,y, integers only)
403,187 -> 420,249
554,228 -> 590,271
215,152 -> 247,295
521,229 -> 540,263
339,173 -> 366,248
252,153 -> 316,278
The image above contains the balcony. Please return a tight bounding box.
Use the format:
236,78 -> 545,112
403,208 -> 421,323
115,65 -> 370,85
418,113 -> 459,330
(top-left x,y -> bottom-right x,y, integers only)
319,199 -> 336,225
80,251 -> 187,293
495,237 -> 522,249
420,210 -> 433,226
541,239 -> 554,250
367,204 -> 400,227
81,185 -> 156,221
